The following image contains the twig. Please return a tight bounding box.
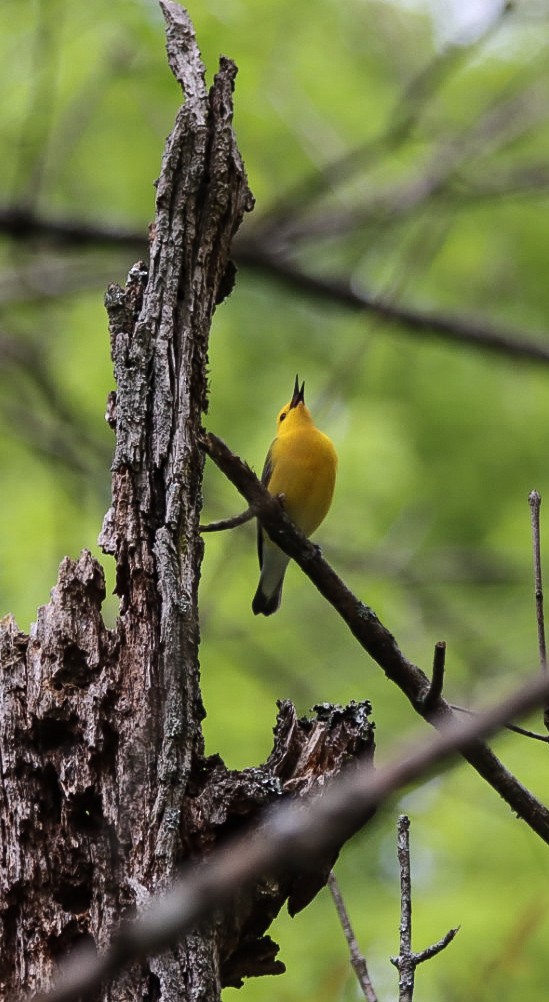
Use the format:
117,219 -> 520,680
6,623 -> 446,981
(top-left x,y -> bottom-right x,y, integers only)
529,490 -> 547,673
528,490 -> 549,731
200,429 -> 549,843
421,641 -> 446,712
414,927 -> 460,964
391,816 -> 458,1001
394,815 -> 414,1002
450,703 -> 549,743
29,670 -> 549,1002
327,872 -> 378,1002
199,507 -> 254,532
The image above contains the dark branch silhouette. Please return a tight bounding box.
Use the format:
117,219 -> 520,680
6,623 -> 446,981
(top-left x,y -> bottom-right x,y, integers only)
450,703 -> 549,744
528,490 -> 549,731
199,506 -> 254,532
0,206 -> 146,251
2,206 -> 549,367
421,641 -> 447,712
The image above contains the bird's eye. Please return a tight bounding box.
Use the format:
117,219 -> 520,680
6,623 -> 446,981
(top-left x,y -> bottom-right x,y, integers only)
279,412 -> 287,422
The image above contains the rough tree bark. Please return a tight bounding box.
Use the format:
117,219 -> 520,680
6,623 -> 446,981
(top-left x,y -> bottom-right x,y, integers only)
0,5 -> 375,1001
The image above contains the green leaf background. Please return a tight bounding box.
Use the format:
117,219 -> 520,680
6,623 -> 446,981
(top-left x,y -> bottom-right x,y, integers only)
2,0 -> 549,998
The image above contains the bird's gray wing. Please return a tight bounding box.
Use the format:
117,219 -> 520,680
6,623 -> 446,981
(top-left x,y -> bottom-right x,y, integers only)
257,441 -> 275,567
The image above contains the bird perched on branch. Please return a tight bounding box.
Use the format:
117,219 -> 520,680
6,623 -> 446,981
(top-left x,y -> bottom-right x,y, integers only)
252,376 -> 337,616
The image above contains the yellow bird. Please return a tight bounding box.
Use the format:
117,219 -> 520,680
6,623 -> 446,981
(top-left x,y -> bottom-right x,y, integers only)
253,376 -> 337,616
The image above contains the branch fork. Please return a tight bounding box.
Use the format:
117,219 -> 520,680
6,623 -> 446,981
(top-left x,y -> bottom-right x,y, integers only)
390,816 -> 458,1001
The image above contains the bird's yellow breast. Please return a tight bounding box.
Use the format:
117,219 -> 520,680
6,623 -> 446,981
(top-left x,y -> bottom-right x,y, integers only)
267,425 -> 337,537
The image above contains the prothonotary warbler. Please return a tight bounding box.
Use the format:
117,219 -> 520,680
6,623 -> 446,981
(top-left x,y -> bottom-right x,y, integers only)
252,376 -> 337,616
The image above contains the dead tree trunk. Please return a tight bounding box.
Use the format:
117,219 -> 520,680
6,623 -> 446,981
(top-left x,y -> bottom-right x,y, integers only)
0,5 -> 375,1000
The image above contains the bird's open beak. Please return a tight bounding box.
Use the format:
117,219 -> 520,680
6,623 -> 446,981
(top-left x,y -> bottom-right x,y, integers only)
290,375 -> 305,409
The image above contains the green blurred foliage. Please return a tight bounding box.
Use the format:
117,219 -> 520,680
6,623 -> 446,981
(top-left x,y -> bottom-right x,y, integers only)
3,0 -> 549,998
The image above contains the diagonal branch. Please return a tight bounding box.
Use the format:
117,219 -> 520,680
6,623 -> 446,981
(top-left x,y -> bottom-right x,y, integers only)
200,429 -> 549,844
1,209 -> 549,367
235,246 -> 549,366
328,872 -> 378,1002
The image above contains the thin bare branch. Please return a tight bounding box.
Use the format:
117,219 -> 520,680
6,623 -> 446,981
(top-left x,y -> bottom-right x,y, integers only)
1,208 -> 549,368
393,815 -> 414,1002
199,507 -> 254,532
235,247 -> 549,367
529,490 -> 547,674
391,816 -> 458,1001
30,670 -> 549,1002
200,429 -> 549,843
415,927 -> 459,965
450,703 -> 549,743
528,490 -> 549,731
421,641 -> 446,712
328,872 -> 378,1002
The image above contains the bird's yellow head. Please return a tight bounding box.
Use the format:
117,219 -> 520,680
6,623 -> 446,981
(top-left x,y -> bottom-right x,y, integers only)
276,376 -> 313,433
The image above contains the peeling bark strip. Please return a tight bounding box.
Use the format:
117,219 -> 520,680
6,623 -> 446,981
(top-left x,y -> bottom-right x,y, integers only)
0,6 -> 376,1001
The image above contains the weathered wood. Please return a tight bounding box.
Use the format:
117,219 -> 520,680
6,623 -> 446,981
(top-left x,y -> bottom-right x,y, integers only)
0,5 -> 376,1000
0,3 -> 252,998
